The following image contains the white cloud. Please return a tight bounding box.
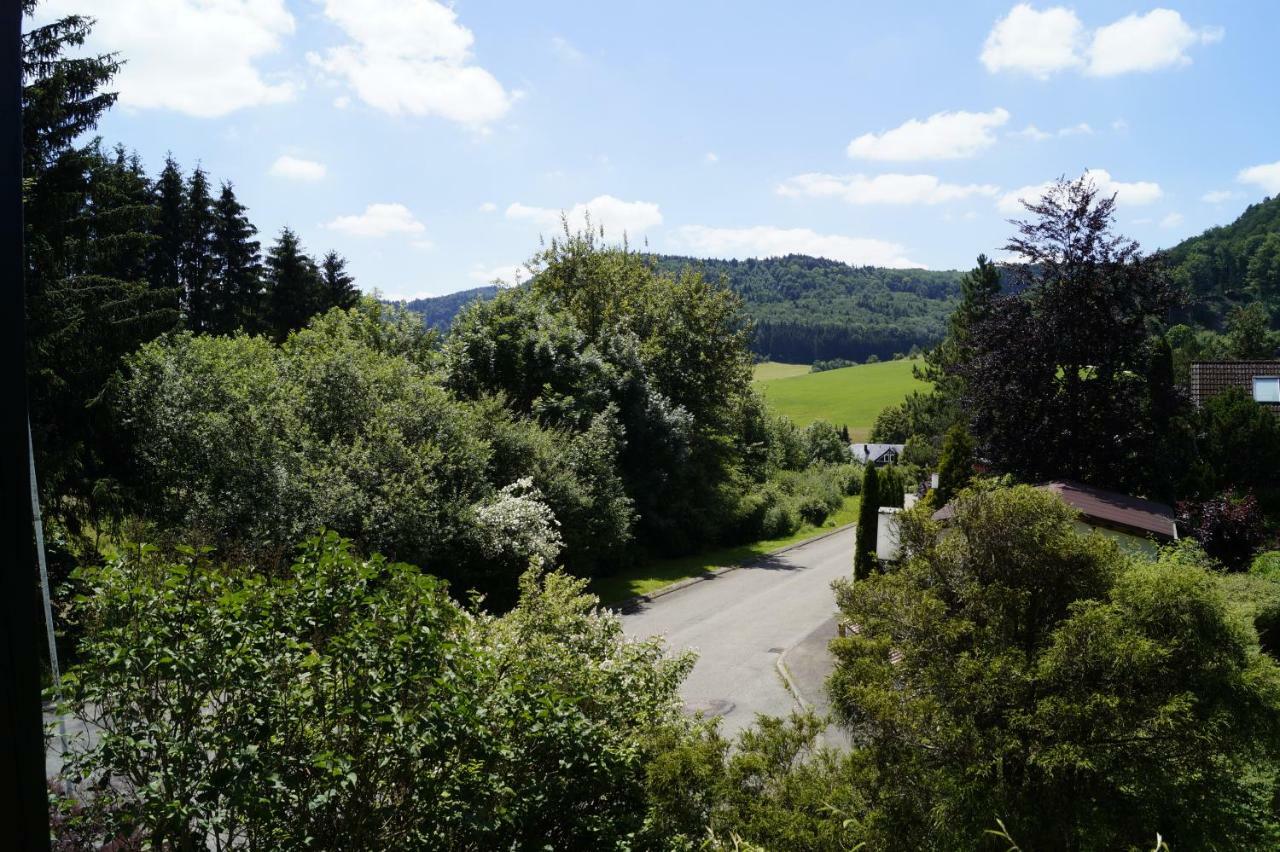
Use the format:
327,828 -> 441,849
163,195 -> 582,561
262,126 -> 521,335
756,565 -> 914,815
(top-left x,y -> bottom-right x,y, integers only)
704,152 -> 720,164
1012,122 -> 1093,141
469,263 -> 529,286
672,225 -> 922,268
1160,212 -> 1185,229
505,195 -> 663,236
1238,161 -> 1280,195
848,108 -> 1009,161
269,155 -> 327,182
777,173 -> 999,205
981,4 -> 1085,78
37,0 -> 295,117
1201,189 -> 1240,204
324,203 -> 426,237
550,35 -> 585,63
311,0 -> 512,126
982,5 -> 1221,79
1013,125 -> 1052,142
479,201 -> 498,213
1087,10 -> 1223,76
997,169 -> 1162,214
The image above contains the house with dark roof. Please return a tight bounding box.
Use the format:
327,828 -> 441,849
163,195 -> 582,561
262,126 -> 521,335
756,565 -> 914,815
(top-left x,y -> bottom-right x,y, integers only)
933,480 -> 1177,555
850,443 -> 904,466
1190,361 -> 1280,416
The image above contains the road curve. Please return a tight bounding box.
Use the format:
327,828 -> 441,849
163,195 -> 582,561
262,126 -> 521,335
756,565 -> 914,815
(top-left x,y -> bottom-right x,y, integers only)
621,526 -> 854,738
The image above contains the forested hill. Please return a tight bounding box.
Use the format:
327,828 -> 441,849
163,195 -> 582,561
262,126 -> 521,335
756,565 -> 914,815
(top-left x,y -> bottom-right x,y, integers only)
404,255 -> 963,362
652,255 -> 962,363
1164,193 -> 1280,328
403,285 -> 500,332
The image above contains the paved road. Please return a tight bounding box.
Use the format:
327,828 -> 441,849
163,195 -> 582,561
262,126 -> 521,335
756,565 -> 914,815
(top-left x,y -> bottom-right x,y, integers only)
621,526 -> 853,738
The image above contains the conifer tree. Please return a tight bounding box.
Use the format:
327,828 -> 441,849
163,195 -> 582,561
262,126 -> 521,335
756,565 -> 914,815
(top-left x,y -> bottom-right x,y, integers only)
320,250 -> 359,312
934,424 -> 974,508
23,4 -> 177,520
181,166 -> 217,331
210,182 -> 262,334
265,227 -> 322,338
150,155 -> 185,318
854,464 -> 880,578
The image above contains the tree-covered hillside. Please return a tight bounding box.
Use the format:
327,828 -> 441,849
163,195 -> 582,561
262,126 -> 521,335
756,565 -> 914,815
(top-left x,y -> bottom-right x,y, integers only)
1164,194 -> 1280,328
403,284 -> 500,332
404,255 -> 964,362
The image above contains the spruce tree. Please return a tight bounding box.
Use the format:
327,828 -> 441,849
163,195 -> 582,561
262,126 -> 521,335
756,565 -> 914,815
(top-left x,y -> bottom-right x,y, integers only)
150,155 -> 186,318
23,3 -> 181,522
265,227 -> 322,338
210,182 -> 262,334
181,166 -> 217,331
320,250 -> 359,311
854,464 -> 880,578
934,425 -> 974,508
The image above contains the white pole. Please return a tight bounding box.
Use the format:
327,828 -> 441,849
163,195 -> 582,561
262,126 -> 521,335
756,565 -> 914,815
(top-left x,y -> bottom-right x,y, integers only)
28,419 -> 70,784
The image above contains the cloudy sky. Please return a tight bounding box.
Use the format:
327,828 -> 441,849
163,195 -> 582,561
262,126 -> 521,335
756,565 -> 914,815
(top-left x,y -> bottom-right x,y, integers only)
30,1 -> 1280,300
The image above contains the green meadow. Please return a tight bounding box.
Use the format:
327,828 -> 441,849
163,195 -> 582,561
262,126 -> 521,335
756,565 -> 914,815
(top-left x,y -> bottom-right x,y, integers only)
752,358 -> 928,441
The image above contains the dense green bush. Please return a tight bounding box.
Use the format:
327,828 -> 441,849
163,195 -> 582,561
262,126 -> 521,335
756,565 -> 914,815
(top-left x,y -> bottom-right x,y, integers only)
831,489 -> 1280,850
55,534 -> 694,849
118,305 -> 631,599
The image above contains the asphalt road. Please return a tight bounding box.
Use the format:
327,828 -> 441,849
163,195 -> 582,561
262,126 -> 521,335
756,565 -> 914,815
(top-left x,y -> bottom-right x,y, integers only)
621,526 -> 854,738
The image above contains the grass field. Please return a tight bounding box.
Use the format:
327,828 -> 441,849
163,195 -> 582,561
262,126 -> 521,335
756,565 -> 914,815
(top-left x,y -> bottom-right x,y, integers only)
753,358 -> 928,440
589,495 -> 859,604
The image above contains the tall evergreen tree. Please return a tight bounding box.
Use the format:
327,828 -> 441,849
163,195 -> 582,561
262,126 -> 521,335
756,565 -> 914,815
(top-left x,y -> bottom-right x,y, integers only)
181,166 -> 216,331
22,3 -> 178,522
265,227 -> 322,338
854,464 -> 880,578
320,250 -> 359,312
210,181 -> 262,334
933,424 -> 974,508
150,155 -> 185,319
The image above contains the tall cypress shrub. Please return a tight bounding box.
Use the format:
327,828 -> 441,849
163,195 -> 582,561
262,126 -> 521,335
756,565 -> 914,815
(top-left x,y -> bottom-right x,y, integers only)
854,464 -> 879,578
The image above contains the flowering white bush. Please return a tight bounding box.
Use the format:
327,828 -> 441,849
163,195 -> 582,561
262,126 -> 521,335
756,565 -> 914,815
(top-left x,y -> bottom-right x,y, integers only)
473,477 -> 563,567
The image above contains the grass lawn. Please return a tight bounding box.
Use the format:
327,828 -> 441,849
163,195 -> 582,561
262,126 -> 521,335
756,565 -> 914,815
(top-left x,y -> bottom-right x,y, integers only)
751,360 -> 811,382
590,495 -> 859,605
753,358 -> 928,441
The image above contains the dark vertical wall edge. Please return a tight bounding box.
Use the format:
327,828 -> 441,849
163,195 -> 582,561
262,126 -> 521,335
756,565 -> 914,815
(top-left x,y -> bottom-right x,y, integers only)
1,1 -> 52,847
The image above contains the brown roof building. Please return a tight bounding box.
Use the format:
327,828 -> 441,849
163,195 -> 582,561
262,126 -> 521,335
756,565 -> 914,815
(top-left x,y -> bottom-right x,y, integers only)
1189,361 -> 1280,415
933,480 -> 1178,542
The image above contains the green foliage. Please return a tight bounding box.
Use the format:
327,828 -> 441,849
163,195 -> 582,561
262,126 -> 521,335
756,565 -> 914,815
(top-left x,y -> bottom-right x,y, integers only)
57,534 -> 694,849
641,712 -> 874,851
810,358 -> 856,373
831,488 -> 1280,850
802,420 -> 848,467
1198,388 -> 1280,498
1164,194 -> 1280,327
447,230 -> 754,554
854,464 -> 879,577
118,308 -> 560,599
934,424 -> 974,507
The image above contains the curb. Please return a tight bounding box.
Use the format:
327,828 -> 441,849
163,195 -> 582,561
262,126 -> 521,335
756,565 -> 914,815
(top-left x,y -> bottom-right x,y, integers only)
610,521 -> 855,613
775,650 -> 812,712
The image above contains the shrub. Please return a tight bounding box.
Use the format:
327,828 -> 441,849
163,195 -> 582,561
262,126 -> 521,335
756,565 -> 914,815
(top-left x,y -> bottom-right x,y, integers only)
1177,490 -> 1267,570
56,534 -> 694,849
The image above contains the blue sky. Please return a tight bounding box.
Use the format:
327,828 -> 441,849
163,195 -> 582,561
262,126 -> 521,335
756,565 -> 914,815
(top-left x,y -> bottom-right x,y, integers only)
31,1 -> 1280,300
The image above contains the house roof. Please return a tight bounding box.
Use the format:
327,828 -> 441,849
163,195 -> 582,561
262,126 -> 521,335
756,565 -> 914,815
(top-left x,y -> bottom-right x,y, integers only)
850,443 -> 904,464
1189,361 -> 1280,412
932,480 -> 1177,541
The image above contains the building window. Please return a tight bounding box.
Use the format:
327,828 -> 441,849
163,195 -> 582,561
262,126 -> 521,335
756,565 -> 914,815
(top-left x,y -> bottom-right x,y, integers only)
1255,377 -> 1280,403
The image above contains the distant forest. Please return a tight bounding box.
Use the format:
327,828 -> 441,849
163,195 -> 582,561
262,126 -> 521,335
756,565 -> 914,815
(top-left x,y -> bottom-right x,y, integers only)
405,255 -> 966,362
1162,193 -> 1280,329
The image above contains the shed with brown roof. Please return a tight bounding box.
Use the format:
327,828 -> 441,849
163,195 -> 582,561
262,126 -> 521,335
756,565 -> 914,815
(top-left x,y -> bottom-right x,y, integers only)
932,480 -> 1177,543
